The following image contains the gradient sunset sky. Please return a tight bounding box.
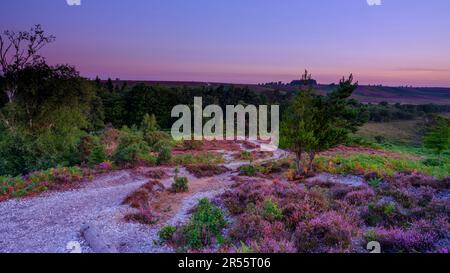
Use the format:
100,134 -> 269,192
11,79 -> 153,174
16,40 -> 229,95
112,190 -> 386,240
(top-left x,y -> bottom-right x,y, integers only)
1,0 -> 450,86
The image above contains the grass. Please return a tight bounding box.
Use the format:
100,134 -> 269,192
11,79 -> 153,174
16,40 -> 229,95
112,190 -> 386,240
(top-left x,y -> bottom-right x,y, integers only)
315,153 -> 449,179
171,152 -> 224,165
356,119 -> 425,145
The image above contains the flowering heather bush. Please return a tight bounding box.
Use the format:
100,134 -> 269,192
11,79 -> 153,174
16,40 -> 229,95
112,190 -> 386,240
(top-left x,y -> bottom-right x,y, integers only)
388,172 -> 446,189
344,187 -> 375,206
0,166 -> 83,200
229,212 -> 265,242
221,177 -> 271,215
369,227 -> 437,253
294,211 -> 357,253
249,238 -> 297,253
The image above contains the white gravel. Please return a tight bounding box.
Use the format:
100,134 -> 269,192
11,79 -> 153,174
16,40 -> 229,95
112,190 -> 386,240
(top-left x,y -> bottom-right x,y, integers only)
0,170 -> 168,253
0,140 -> 287,253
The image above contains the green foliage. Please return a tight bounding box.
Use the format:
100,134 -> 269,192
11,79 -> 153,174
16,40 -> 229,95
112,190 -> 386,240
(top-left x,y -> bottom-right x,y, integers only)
280,71 -> 368,174
113,127 -> 152,166
423,118 -> 450,158
141,113 -> 158,133
88,143 -> 107,166
261,198 -> 283,221
157,145 -> 172,165
171,153 -> 224,165
171,176 -> 189,193
315,153 -> 449,179
158,225 -> 177,242
178,198 -> 226,249
368,177 -> 382,188
0,166 -> 83,199
239,165 -> 257,176
239,151 -> 254,162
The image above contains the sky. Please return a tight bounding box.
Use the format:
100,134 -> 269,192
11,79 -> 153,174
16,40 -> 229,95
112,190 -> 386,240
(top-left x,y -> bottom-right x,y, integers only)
1,0 -> 450,87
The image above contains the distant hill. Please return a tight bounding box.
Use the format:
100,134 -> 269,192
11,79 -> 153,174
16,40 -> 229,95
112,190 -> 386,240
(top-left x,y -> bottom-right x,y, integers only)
106,80 -> 450,105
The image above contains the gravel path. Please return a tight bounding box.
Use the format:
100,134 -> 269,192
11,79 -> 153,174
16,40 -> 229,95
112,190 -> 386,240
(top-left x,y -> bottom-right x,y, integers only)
0,170 -> 166,253
0,140 -> 287,253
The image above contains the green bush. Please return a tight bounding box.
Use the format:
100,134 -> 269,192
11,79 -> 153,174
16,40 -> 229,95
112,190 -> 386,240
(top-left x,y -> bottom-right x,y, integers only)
261,198 -> 283,221
239,165 -> 257,176
157,145 -> 172,165
171,176 -> 189,193
88,144 -> 107,166
177,198 -> 226,249
113,128 -> 151,165
158,225 -> 177,242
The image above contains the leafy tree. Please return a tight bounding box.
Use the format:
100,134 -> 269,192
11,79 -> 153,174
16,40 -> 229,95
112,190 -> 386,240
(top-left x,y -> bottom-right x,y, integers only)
423,117 -> 450,159
280,71 -> 367,175
280,72 -> 319,174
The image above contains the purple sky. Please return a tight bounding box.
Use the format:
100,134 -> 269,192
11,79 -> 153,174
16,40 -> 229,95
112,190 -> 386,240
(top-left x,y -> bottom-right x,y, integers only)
1,0 -> 450,86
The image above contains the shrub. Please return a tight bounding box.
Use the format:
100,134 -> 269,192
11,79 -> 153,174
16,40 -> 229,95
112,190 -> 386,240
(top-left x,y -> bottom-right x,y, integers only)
158,225 -> 177,242
1,166 -> 83,200
113,128 -> 152,166
157,145 -> 172,165
78,135 -> 100,163
170,176 -> 189,193
88,144 -> 107,166
365,201 -> 406,227
239,165 -> 257,176
344,188 -> 375,206
294,211 -> 356,253
369,227 -> 437,253
261,198 -> 283,221
249,238 -> 297,253
173,198 -> 226,249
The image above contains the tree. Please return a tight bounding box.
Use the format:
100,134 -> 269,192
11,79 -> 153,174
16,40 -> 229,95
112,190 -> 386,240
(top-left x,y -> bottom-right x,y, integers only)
141,113 -> 158,133
280,71 -> 367,175
280,72 -> 319,174
0,25 -> 55,102
423,117 -> 450,159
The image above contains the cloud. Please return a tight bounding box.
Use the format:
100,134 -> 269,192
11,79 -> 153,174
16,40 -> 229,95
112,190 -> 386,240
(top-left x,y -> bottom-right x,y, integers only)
367,0 -> 382,6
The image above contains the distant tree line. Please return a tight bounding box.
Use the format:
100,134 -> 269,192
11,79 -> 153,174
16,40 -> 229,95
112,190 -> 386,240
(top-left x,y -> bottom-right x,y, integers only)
366,102 -> 450,122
